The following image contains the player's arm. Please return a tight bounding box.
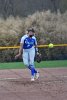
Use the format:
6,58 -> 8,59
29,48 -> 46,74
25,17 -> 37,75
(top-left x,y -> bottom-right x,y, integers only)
15,36 -> 25,59
15,43 -> 23,59
35,44 -> 39,54
34,37 -> 39,54
18,43 -> 23,56
35,39 -> 42,63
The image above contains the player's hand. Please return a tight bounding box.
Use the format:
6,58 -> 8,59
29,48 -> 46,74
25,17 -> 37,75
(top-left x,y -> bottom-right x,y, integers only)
15,54 -> 21,60
36,52 -> 40,55
36,52 -> 42,63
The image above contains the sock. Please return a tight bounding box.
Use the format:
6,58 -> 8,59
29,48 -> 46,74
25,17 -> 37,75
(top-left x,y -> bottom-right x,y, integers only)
28,65 -> 31,70
27,65 -> 34,76
31,67 -> 35,76
29,65 -> 37,76
34,69 -> 37,73
28,65 -> 37,73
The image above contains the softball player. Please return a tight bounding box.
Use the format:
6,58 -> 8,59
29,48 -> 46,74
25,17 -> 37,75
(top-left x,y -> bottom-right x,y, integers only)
15,28 -> 39,81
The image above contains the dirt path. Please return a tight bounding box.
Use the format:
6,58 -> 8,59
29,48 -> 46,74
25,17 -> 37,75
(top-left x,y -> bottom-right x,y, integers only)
0,68 -> 67,100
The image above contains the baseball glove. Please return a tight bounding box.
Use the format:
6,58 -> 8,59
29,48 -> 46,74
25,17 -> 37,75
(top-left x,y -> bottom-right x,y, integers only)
36,52 -> 42,63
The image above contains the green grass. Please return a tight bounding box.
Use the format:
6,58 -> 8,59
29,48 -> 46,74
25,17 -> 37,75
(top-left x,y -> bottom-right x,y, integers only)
0,60 -> 67,70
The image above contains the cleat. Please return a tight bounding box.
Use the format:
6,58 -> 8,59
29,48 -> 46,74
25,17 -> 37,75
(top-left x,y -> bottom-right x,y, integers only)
35,72 -> 39,79
31,76 -> 35,81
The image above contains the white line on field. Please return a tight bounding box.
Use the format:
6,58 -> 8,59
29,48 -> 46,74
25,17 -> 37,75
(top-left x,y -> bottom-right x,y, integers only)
0,75 -> 67,81
56,75 -> 67,78
0,77 -> 20,81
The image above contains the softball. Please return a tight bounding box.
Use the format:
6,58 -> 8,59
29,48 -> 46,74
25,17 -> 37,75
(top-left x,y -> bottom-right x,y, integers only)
48,43 -> 54,48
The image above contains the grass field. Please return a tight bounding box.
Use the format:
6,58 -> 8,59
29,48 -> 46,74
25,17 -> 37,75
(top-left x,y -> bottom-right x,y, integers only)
0,60 -> 67,69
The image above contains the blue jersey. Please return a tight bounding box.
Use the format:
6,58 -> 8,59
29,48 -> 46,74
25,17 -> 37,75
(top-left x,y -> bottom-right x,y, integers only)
20,35 -> 37,49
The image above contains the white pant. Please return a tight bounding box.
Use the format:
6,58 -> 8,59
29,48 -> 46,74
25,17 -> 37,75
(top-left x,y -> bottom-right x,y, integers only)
22,48 -> 35,67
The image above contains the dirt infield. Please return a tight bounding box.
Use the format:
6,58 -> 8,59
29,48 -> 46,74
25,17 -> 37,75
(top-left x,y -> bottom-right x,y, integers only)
0,68 -> 67,100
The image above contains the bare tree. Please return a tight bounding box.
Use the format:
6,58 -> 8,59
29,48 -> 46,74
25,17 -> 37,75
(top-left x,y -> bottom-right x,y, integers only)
2,0 -> 14,18
51,0 -> 57,13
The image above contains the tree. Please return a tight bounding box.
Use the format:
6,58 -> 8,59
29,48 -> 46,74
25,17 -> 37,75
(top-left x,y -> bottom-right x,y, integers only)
1,0 -> 14,18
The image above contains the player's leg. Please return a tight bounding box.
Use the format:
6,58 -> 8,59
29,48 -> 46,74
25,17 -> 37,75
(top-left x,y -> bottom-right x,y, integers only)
29,49 -> 39,80
29,49 -> 37,72
23,49 -> 35,81
23,50 -> 35,78
23,50 -> 29,68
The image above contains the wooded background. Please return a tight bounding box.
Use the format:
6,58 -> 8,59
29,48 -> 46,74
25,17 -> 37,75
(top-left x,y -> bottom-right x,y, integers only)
0,0 -> 67,18
0,0 -> 67,62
